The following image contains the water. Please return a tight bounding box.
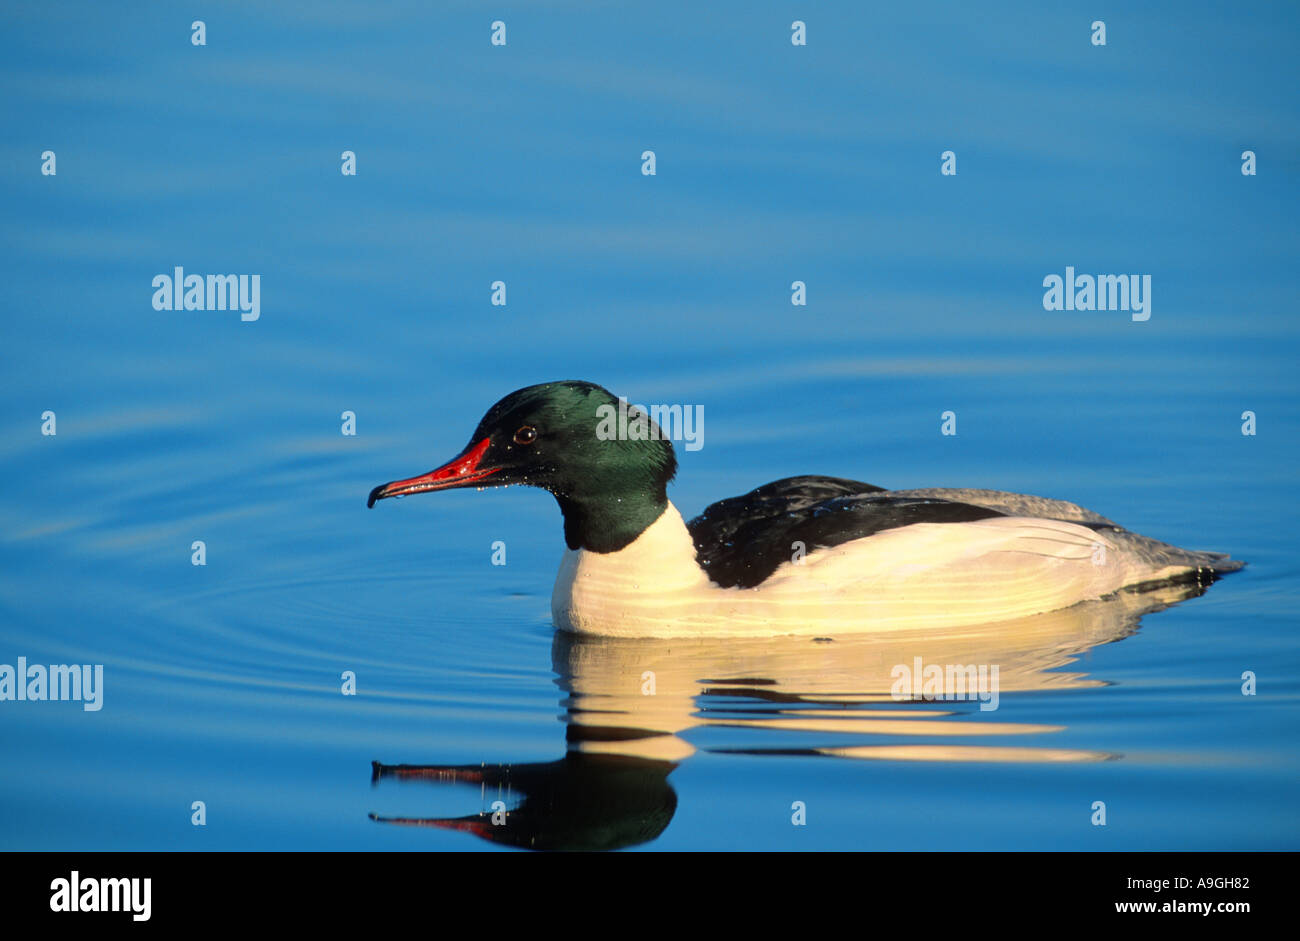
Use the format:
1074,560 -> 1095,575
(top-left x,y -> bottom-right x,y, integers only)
2,2 -> 1297,851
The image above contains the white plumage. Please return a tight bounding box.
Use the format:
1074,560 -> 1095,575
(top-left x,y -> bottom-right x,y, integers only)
553,501 -> 1218,638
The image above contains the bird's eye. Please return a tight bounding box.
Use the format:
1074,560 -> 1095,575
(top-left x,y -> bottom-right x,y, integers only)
514,425 -> 537,445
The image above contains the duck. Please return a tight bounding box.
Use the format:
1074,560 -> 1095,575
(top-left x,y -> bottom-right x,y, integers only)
367,380 -> 1243,638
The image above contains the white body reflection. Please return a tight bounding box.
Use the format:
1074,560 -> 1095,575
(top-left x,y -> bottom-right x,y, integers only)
371,582 -> 1205,849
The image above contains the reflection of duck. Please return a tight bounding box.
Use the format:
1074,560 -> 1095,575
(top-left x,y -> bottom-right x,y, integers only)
368,381 -> 1242,637
370,756 -> 677,852
369,583 -> 1199,849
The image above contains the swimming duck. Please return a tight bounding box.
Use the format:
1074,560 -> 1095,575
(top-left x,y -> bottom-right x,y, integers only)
367,381 -> 1242,637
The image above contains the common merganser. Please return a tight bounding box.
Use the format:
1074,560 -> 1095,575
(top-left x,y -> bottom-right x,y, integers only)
367,381 -> 1243,637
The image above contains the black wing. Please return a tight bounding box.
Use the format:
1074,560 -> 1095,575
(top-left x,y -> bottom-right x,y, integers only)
685,476 -> 1006,589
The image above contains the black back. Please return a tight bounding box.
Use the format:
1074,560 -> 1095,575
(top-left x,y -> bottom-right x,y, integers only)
685,476 -> 1007,589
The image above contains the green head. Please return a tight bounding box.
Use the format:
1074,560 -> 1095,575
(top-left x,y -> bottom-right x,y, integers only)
368,381 -> 678,552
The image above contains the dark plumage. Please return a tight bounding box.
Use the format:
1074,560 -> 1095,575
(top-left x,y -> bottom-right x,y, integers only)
687,476 -> 1007,588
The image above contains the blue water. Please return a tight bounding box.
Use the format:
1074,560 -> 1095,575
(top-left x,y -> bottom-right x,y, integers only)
2,2 -> 1297,850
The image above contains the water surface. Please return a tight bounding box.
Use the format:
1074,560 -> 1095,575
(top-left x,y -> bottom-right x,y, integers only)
2,1 -> 1297,850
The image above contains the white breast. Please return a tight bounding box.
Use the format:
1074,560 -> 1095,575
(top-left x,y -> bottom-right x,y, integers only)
551,502 -> 1195,638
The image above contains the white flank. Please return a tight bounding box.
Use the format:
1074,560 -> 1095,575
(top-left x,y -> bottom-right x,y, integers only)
551,502 -> 1197,638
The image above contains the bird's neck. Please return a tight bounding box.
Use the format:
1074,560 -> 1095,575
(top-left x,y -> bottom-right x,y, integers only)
555,486 -> 670,553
